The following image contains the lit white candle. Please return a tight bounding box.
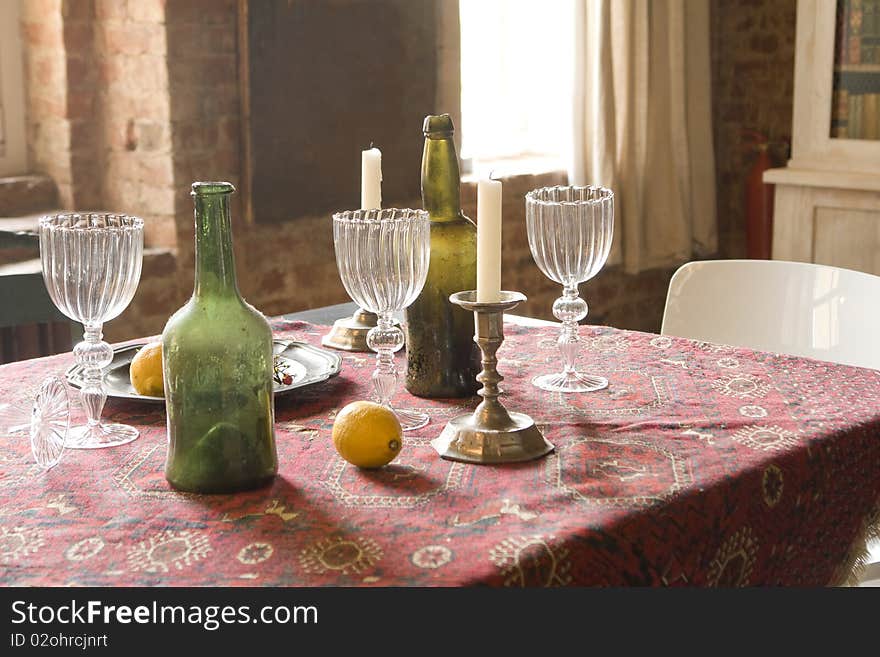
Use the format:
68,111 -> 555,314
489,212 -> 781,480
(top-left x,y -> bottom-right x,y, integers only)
477,176 -> 502,302
361,147 -> 382,210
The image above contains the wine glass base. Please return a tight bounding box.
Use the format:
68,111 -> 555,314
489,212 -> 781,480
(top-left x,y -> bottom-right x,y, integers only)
67,423 -> 139,449
532,371 -> 608,393
29,376 -> 70,470
391,407 -> 430,432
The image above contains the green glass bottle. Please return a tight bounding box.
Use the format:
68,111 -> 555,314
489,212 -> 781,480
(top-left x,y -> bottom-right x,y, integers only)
162,182 -> 277,493
405,114 -> 480,398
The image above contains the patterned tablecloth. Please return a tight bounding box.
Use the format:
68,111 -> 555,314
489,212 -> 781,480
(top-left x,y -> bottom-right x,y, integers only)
1,319 -> 879,587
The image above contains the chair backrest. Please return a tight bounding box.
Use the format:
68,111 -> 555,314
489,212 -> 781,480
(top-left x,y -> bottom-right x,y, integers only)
0,230 -> 78,361
661,259 -> 880,371
0,270 -> 69,329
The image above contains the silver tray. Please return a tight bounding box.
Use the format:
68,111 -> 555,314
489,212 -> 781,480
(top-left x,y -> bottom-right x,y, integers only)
65,340 -> 342,403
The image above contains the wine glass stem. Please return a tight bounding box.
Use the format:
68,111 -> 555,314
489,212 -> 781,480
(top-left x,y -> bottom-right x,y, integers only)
555,286 -> 588,375
560,322 -> 579,374
372,315 -> 398,407
78,324 -> 110,428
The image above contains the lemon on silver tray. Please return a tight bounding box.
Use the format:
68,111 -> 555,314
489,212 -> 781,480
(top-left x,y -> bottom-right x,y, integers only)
65,340 -> 341,402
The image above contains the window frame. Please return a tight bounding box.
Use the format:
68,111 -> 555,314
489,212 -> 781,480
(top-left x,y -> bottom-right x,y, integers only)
0,0 -> 28,177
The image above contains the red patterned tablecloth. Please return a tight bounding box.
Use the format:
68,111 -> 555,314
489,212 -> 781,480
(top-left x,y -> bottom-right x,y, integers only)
1,319 -> 879,587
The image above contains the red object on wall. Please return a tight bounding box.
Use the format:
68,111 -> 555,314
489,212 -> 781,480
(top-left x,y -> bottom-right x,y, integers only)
744,131 -> 775,260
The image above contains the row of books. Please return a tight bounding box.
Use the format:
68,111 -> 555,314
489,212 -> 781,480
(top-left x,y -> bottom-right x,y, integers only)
837,0 -> 880,66
831,89 -> 880,139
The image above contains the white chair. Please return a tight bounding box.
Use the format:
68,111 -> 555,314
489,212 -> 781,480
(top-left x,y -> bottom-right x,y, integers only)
662,258 -> 880,585
661,259 -> 880,371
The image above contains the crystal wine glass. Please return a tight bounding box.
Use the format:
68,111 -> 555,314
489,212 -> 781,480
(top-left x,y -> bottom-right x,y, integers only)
39,213 -> 144,448
333,208 -> 430,430
525,185 -> 614,393
0,376 -> 70,469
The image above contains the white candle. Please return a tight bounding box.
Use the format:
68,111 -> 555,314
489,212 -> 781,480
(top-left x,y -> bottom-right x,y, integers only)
361,147 -> 382,210
477,176 -> 502,302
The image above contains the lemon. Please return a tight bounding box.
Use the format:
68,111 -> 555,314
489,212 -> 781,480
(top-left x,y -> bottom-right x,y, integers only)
332,401 -> 402,468
130,341 -> 164,397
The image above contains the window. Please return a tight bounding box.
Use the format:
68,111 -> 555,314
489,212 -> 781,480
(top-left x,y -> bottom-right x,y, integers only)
0,70 -> 5,160
0,0 -> 27,176
459,0 -> 574,176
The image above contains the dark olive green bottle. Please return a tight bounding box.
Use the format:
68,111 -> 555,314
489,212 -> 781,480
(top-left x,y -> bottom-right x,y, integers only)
405,115 -> 480,398
162,182 -> 277,493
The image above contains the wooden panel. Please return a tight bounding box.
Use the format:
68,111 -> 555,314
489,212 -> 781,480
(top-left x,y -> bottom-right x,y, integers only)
771,184 -> 815,262
814,206 -> 880,275
244,0 -> 439,222
765,166 -> 880,192
772,177 -> 880,275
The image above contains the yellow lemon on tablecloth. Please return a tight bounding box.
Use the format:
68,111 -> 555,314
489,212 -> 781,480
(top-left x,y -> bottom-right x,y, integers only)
332,401 -> 402,469
130,341 -> 164,397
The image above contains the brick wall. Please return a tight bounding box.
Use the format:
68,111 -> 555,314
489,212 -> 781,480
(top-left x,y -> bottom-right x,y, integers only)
165,0 -> 241,284
710,0 -> 797,258
95,0 -> 176,248
22,0 -> 74,207
62,0 -> 101,210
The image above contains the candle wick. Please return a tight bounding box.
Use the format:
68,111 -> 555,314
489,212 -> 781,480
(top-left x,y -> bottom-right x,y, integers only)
489,169 -> 496,181
369,141 -> 375,150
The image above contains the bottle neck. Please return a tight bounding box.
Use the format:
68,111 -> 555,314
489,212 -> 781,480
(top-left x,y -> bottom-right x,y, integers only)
421,136 -> 463,222
193,192 -> 240,298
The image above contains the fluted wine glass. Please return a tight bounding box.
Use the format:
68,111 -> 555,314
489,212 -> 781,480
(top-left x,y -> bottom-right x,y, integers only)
39,213 -> 144,448
525,185 -> 614,393
0,376 -> 70,469
333,208 -> 430,430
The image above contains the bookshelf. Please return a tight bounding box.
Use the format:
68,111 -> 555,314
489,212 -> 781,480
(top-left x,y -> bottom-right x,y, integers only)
764,0 -> 880,277
831,0 -> 880,139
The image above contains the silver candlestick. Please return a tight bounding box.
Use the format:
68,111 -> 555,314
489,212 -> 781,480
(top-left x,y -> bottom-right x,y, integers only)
431,290 -> 554,464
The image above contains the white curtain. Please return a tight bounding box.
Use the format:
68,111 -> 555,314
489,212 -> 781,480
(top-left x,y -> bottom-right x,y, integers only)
570,0 -> 717,274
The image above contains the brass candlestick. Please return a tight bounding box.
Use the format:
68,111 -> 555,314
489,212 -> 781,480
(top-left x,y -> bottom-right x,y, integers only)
322,306 -> 378,352
322,308 -> 403,352
431,290 -> 554,464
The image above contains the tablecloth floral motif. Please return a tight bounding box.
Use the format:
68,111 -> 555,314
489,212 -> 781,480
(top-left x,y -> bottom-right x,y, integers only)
1,319 -> 879,587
